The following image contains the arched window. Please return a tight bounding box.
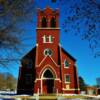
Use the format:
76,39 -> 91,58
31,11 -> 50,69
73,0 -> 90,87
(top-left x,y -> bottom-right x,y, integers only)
64,60 -> 69,68
50,17 -> 56,27
41,17 -> 47,27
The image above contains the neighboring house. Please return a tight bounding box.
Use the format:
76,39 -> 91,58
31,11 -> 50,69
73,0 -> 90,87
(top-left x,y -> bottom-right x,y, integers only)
17,7 -> 80,95
86,86 -> 98,96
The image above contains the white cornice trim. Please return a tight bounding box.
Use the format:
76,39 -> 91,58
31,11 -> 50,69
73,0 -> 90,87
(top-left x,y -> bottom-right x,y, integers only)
36,43 -> 38,46
35,78 -> 61,82
59,43 -> 62,47
65,82 -> 71,84
62,88 -> 80,91
35,44 -> 38,67
55,78 -> 62,82
36,28 -> 60,29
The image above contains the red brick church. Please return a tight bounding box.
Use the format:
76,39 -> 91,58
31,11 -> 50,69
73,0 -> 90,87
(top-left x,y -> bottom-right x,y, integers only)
17,7 -> 80,95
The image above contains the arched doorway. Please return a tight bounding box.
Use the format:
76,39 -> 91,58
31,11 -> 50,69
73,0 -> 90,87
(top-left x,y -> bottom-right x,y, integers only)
42,69 -> 55,93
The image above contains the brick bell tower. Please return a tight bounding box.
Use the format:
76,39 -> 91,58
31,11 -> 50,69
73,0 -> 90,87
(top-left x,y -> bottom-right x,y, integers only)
34,7 -> 62,94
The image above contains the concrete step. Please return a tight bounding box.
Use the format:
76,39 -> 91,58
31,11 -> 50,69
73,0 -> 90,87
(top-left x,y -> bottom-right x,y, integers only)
39,95 -> 57,100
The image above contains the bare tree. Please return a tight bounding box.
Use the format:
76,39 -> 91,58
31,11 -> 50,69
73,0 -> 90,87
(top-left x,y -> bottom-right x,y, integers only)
5,72 -> 17,90
52,0 -> 100,57
0,0 -> 37,66
0,73 -> 6,90
0,72 -> 17,90
0,0 -> 100,67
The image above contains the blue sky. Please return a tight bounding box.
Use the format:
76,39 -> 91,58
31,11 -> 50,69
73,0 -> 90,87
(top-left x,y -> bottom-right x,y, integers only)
0,0 -> 100,86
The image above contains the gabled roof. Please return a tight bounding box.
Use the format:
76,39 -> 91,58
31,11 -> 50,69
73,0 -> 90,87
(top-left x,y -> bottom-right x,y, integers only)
21,46 -> 76,63
61,47 -> 76,62
21,46 -> 36,60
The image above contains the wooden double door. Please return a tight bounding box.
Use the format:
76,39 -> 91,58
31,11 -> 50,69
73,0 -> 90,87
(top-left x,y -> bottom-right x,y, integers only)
43,79 -> 54,93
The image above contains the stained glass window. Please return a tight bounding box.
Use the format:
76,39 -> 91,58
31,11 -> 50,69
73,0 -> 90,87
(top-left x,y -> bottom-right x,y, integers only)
64,60 -> 69,68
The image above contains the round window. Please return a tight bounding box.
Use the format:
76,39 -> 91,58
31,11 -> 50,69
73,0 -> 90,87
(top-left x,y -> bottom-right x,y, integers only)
44,49 -> 52,56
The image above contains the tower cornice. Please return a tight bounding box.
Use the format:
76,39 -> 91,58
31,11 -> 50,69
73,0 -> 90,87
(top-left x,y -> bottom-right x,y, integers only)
36,28 -> 60,30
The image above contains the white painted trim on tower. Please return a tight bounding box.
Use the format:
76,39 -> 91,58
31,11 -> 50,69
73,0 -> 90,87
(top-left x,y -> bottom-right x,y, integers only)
38,56 -> 47,67
38,55 -> 59,67
35,44 -> 39,67
36,28 -> 60,29
49,56 -> 59,67
41,78 -> 42,94
59,43 -> 64,93
36,43 -> 38,46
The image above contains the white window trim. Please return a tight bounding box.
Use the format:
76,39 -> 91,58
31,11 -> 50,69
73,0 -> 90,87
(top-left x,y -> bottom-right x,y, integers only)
64,59 -> 69,68
42,35 -> 46,43
49,35 -> 54,43
42,35 -> 54,43
64,74 -> 70,83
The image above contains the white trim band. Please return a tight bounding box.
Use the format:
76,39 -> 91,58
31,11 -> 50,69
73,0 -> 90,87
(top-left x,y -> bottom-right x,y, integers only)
36,28 -> 60,29
62,88 -> 80,91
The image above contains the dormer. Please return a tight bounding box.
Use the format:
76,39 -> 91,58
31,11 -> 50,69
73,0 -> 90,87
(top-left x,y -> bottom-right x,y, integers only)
37,6 -> 59,28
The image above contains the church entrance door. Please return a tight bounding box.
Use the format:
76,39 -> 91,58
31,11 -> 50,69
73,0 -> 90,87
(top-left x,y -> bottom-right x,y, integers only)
42,69 -> 55,94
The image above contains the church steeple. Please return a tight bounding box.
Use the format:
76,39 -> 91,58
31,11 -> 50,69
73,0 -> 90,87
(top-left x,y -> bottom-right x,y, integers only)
37,6 -> 59,28
36,7 -> 60,45
36,7 -> 60,67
